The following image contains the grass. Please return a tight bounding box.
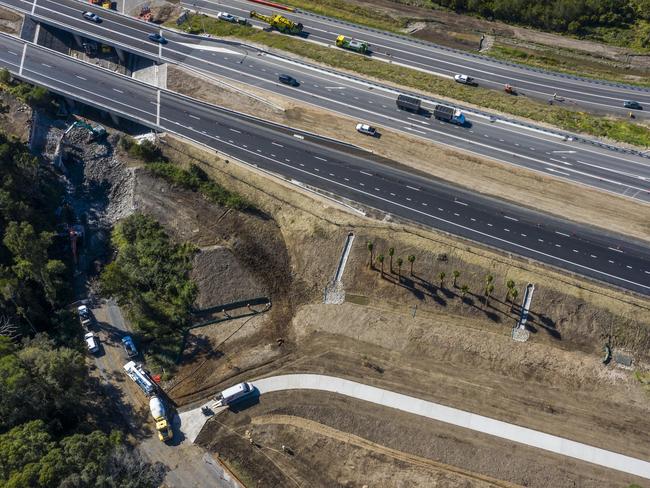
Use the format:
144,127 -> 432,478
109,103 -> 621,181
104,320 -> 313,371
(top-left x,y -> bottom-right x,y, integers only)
172,16 -> 650,148
489,44 -> 650,88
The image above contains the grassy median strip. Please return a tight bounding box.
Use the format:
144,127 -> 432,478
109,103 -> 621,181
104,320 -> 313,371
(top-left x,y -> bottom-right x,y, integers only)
172,16 -> 650,148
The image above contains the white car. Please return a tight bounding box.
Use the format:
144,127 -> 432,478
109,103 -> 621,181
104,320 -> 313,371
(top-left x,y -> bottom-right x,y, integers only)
82,11 -> 101,23
85,332 -> 99,354
356,123 -> 377,136
217,11 -> 236,22
454,74 -> 476,85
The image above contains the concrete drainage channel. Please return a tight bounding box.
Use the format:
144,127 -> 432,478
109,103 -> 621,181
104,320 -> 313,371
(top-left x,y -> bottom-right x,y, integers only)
324,232 -> 355,304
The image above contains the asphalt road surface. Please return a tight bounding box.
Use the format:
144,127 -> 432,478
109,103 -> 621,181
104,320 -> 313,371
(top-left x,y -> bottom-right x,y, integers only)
1,33 -> 649,295
3,0 -> 650,203
198,0 -> 650,118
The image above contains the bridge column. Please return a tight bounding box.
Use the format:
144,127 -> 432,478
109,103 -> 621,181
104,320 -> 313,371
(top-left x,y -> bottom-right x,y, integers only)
72,34 -> 84,48
109,113 -> 120,126
114,47 -> 125,63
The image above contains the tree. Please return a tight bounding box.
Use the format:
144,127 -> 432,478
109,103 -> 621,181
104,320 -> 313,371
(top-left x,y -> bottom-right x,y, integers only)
485,273 -> 494,285
506,279 -> 515,301
510,288 -> 519,312
0,68 -> 10,84
388,247 -> 395,273
460,284 -> 469,298
485,283 -> 494,307
452,270 -> 460,288
438,271 -> 446,288
367,241 -> 374,269
407,255 -> 415,276
396,257 -> 403,282
376,254 -> 385,277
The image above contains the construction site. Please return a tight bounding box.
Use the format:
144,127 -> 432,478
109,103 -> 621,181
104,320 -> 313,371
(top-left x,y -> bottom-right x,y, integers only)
1,1 -> 650,486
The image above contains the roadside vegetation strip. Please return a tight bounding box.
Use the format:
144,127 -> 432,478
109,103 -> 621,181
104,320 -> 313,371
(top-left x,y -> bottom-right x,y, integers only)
173,17 -> 650,148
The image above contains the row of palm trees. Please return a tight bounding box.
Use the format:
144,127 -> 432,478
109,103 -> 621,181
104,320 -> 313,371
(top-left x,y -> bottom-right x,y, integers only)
367,241 -> 521,309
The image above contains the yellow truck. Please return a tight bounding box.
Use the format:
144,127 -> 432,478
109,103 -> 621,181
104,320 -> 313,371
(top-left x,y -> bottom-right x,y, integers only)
249,10 -> 303,34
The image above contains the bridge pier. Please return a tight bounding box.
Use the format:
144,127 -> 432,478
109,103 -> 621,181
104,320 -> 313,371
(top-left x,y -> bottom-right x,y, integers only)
109,112 -> 120,126
72,33 -> 84,48
114,47 -> 125,63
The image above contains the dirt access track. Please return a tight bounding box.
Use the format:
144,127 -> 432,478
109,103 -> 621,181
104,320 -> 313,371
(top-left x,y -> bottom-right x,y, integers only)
147,134 -> 650,487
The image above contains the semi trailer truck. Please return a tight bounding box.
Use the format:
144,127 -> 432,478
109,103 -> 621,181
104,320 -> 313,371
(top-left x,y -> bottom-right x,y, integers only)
433,104 -> 466,125
396,94 -> 421,113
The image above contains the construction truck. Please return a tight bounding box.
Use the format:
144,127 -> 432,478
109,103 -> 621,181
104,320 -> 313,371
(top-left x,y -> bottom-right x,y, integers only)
249,10 -> 302,34
149,396 -> 173,442
124,361 -> 157,397
433,104 -> 466,125
335,35 -> 369,54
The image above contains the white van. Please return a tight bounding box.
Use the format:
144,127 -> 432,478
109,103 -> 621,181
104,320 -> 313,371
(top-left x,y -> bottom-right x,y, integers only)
215,382 -> 254,406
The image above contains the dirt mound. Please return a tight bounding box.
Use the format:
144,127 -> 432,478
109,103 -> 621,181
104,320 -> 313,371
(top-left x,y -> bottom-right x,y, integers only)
191,245 -> 268,310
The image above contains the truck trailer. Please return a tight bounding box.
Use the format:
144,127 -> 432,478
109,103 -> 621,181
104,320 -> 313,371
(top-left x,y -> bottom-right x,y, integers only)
396,94 -> 421,113
124,361 -> 156,397
433,104 -> 466,125
149,396 -> 173,442
215,382 -> 254,406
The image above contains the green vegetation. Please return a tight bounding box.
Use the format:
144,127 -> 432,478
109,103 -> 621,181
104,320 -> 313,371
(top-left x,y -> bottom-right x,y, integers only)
0,130 -> 164,487
120,137 -> 252,210
100,214 -> 197,374
174,15 -> 650,147
419,0 -> 650,50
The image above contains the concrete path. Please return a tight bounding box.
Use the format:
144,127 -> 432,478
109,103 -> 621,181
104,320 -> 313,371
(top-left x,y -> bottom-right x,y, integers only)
178,374 -> 650,479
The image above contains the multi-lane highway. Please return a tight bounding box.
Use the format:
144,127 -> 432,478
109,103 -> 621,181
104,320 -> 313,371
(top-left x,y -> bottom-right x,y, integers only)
2,33 -> 649,295
196,0 -> 650,118
3,0 -> 650,203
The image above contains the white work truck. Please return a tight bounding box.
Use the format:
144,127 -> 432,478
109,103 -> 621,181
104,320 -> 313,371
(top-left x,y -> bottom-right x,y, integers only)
215,382 -> 254,406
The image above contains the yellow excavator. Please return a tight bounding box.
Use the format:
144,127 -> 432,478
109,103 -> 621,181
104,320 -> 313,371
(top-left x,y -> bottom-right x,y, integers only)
249,10 -> 303,34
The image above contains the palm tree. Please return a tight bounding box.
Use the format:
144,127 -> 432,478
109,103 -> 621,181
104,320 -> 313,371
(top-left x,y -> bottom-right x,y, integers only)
452,270 -> 460,288
510,288 -> 519,312
396,257 -> 403,282
438,271 -> 446,288
367,241 -> 374,269
407,255 -> 416,276
388,247 -> 395,273
377,254 -> 385,277
460,284 -> 469,298
506,279 -> 515,301
484,283 -> 494,307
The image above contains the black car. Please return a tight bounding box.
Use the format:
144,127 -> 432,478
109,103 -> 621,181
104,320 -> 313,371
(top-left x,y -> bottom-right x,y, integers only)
624,100 -> 643,110
148,33 -> 167,44
278,74 -> 299,87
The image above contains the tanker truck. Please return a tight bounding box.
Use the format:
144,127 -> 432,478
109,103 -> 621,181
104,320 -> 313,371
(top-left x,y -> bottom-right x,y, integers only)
149,396 -> 173,442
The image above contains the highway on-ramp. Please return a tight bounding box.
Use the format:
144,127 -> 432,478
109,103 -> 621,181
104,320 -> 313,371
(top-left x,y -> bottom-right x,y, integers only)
3,0 -> 650,203
179,374 -> 650,480
2,33 -> 650,295
198,0 -> 650,118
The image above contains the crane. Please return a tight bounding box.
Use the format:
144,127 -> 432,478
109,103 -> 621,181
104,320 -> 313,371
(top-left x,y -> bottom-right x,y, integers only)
249,10 -> 303,34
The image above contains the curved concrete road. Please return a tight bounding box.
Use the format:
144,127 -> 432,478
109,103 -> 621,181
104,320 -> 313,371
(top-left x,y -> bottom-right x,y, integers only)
181,374 -> 650,480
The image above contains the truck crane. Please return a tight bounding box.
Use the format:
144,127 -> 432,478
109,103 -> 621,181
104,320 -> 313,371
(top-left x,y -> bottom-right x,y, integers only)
249,10 -> 303,34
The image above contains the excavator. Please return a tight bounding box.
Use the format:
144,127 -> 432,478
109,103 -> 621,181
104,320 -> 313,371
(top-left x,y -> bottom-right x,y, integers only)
249,10 -> 303,34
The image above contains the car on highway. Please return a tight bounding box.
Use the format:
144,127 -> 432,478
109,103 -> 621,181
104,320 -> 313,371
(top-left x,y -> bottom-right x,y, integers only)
85,332 -> 100,354
82,11 -> 102,23
147,33 -> 167,44
278,74 -> 299,86
217,11 -> 236,22
356,123 -> 377,136
121,336 -> 138,358
624,100 -> 643,110
454,74 -> 476,85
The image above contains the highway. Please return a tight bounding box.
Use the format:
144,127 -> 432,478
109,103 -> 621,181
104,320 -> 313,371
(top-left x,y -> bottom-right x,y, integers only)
4,0 -> 650,203
197,0 -> 650,118
2,33 -> 650,295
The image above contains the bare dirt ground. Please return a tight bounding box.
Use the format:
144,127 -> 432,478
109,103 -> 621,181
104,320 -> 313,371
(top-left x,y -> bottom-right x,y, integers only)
0,90 -> 32,140
197,390 -> 646,488
167,66 -> 650,243
0,6 -> 22,35
146,134 -> 650,486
